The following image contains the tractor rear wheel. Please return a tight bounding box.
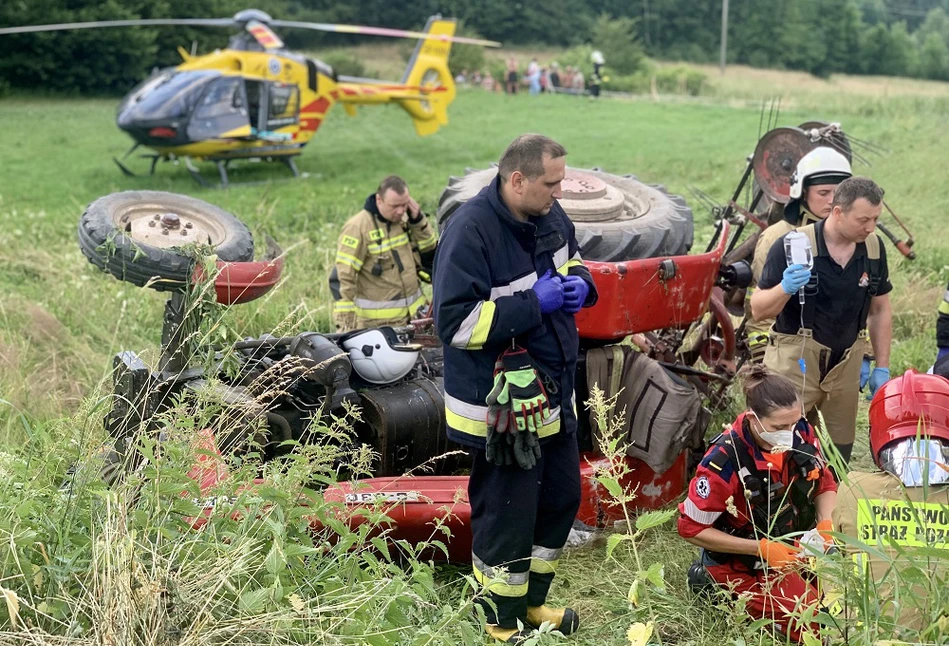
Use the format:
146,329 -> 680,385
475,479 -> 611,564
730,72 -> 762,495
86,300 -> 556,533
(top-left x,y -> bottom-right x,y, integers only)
79,191 -> 254,291
437,166 -> 694,261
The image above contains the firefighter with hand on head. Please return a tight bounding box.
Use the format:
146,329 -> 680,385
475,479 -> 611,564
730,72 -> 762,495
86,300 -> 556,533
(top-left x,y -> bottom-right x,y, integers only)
432,134 -> 597,643
746,148 -> 853,362
678,364 -> 837,643
329,175 -> 438,332
834,369 -> 949,628
750,177 -> 893,464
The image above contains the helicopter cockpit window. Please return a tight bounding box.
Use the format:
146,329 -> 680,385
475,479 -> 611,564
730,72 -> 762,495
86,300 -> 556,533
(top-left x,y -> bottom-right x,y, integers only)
266,84 -> 300,130
128,70 -> 218,120
195,77 -> 245,120
187,77 -> 250,141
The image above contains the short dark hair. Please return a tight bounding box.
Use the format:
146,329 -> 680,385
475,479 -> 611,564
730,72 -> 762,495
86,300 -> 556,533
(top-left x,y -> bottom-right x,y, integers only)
832,176 -> 884,212
739,364 -> 800,418
377,175 -> 408,197
498,134 -> 567,182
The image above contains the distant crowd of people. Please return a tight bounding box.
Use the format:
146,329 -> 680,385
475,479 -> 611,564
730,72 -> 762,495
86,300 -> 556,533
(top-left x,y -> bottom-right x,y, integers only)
453,57 -> 588,95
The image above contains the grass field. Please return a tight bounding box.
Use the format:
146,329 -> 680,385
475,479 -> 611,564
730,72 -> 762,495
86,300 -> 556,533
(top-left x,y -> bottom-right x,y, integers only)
1,64 -> 949,644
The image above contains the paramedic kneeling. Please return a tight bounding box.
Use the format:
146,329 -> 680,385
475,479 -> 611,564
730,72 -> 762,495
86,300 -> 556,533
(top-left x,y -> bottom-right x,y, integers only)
750,177 -> 893,464
678,365 -> 837,643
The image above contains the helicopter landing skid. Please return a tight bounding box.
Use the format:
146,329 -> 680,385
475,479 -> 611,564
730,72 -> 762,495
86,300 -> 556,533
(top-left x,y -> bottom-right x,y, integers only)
113,144 -> 161,178
184,155 -> 305,189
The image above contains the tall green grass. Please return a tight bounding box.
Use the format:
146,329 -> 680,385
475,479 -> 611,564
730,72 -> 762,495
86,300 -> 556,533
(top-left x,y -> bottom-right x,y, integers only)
2,70 -> 949,643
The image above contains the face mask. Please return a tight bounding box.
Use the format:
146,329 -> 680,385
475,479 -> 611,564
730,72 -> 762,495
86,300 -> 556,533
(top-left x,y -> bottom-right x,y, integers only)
750,412 -> 796,452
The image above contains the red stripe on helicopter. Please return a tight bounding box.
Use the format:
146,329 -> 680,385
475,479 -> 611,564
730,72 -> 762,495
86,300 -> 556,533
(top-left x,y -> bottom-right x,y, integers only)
295,117 -> 323,137
301,97 -> 330,114
372,85 -> 449,93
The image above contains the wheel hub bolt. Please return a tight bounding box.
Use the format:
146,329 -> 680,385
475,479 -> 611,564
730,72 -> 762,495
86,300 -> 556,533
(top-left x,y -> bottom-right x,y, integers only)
184,222 -> 193,229
160,213 -> 181,229
161,229 -> 169,235
181,229 -> 188,236
148,220 -> 156,227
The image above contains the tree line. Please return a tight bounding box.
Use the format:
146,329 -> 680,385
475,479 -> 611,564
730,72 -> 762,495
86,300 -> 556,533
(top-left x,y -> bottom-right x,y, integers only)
3,0 -> 949,94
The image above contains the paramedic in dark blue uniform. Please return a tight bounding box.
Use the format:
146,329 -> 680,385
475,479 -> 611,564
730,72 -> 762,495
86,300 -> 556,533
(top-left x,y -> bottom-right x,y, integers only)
433,134 -> 597,643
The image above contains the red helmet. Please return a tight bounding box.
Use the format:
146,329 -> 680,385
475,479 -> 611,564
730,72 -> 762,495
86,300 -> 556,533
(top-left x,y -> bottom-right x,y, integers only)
869,369 -> 949,468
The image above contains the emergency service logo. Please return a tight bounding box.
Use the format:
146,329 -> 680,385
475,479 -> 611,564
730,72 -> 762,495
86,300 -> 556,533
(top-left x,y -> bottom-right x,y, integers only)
695,476 -> 710,499
859,272 -> 870,287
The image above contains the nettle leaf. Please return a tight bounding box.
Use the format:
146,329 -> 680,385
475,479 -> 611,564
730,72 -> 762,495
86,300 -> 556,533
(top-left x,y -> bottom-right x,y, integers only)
635,508 -> 676,532
598,476 -> 624,501
238,587 -> 269,613
265,543 -> 285,576
606,533 -> 632,560
643,562 -> 665,590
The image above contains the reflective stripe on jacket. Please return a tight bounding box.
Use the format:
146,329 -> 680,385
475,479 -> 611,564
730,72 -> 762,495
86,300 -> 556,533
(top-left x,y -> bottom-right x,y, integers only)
433,174 -> 597,449
330,194 -> 436,331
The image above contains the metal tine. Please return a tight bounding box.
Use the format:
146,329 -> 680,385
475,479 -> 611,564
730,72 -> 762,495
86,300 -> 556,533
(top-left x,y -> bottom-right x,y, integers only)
688,185 -> 721,211
848,134 -> 889,155
757,99 -> 767,141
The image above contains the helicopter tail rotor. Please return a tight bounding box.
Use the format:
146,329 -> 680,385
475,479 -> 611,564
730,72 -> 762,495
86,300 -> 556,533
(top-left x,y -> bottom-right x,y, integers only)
397,17 -> 457,135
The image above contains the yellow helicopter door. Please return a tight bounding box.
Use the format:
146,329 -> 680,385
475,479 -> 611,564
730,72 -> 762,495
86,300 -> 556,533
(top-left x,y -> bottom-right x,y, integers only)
187,76 -> 252,140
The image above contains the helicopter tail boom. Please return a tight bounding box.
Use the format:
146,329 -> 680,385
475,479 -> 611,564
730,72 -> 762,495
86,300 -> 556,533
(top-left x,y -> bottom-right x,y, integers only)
334,17 -> 456,136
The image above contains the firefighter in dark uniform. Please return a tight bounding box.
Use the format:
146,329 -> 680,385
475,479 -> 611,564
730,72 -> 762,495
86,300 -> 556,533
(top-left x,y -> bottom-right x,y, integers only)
433,134 -> 597,643
751,177 -> 893,464
835,369 -> 949,629
937,281 -> 949,365
678,365 -> 837,643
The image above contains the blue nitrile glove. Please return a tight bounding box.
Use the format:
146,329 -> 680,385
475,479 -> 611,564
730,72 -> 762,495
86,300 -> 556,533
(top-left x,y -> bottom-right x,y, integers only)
859,356 -> 872,390
561,275 -> 590,314
938,347 -> 949,362
867,367 -> 890,400
531,270 -> 564,314
780,264 -> 812,295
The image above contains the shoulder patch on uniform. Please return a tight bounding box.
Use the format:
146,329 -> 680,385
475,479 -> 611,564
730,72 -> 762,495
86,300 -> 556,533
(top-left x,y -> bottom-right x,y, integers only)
700,446 -> 735,482
369,229 -> 384,241
695,476 -> 711,499
340,234 -> 359,249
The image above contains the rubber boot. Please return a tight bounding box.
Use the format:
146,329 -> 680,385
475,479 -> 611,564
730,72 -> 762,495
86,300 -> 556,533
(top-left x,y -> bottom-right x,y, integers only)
527,605 -> 580,635
485,624 -> 532,644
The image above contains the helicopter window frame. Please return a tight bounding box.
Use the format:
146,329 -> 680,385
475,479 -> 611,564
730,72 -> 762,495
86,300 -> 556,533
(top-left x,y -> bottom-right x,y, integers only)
194,76 -> 248,122
264,83 -> 300,131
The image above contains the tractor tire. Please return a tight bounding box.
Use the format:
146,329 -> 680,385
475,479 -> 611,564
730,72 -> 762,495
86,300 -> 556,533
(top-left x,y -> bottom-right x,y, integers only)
437,166 -> 693,261
79,191 -> 254,292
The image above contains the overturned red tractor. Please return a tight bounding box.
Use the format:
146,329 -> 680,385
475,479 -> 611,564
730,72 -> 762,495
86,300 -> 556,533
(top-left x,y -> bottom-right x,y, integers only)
80,163 -> 756,562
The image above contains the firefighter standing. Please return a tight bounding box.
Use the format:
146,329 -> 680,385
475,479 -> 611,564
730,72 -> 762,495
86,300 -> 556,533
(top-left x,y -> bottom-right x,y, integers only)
751,177 -> 893,464
746,148 -> 853,362
678,365 -> 837,643
937,281 -> 949,364
834,370 -> 949,629
329,175 -> 437,332
433,134 -> 597,643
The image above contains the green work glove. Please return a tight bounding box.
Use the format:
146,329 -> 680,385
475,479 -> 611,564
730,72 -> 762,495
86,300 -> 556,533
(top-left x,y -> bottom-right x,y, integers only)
496,348 -> 551,433
512,423 -> 543,470
485,359 -> 516,467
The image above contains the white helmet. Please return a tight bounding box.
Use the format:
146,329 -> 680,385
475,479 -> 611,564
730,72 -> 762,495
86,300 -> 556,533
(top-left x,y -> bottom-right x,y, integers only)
341,327 -> 420,384
788,147 -> 852,200
591,50 -> 605,65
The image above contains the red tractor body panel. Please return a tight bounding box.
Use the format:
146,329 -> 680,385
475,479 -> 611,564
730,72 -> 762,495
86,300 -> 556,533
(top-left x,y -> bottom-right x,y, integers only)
577,222 -> 729,340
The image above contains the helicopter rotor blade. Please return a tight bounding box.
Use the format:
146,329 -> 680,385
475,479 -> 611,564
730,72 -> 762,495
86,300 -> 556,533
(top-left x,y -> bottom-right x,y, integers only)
0,18 -> 235,36
269,20 -> 501,47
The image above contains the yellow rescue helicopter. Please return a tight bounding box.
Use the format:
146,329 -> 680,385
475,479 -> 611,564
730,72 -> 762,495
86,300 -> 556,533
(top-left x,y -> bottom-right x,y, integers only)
0,10 -> 499,186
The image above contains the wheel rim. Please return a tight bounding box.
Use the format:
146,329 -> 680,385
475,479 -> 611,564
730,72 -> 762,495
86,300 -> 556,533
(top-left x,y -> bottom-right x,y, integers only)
112,201 -> 231,250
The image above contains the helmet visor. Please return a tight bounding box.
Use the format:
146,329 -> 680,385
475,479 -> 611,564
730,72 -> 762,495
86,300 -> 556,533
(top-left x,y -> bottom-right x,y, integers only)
879,438 -> 949,486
